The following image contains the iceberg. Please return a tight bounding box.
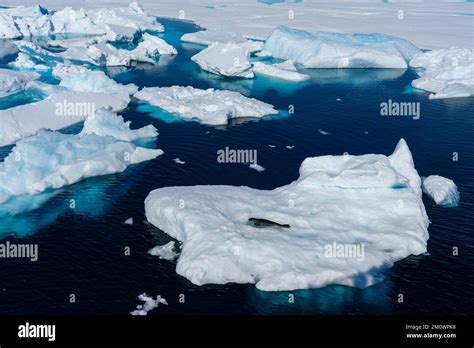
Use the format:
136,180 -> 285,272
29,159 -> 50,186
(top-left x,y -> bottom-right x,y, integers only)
422,175 -> 460,207
130,294 -> 168,316
191,43 -> 254,78
148,241 -> 180,260
126,33 -> 177,63
134,86 -> 278,126
409,47 -> 474,99
0,112 -> 162,205
264,26 -> 420,68
9,53 -> 49,70
58,70 -> 138,95
0,90 -> 131,146
82,107 -> 158,141
182,30 -> 264,53
0,69 -> 40,98
145,139 -> 430,291
253,60 -> 310,82
52,63 -> 91,79
61,42 -> 132,66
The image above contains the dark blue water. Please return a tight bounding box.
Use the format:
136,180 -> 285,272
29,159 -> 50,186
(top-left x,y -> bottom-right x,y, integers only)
0,18 -> 473,315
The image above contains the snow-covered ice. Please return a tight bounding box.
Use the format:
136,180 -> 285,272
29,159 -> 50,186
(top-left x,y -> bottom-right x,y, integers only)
148,241 -> 180,260
8,52 -> 49,70
130,293 -> 168,316
253,60 -> 309,82
191,42 -> 254,78
264,26 -> 420,69
0,115 -> 162,204
82,107 -> 158,141
409,48 -> 474,99
0,90 -> 131,146
127,33 -> 177,63
134,86 -> 278,126
182,30 -> 264,53
58,70 -> 138,95
422,175 -> 460,207
0,68 -> 39,97
145,139 -> 430,291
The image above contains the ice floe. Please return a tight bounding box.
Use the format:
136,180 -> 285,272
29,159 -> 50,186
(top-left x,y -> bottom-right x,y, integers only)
58,70 -> 138,95
0,114 -> 162,204
145,139 -> 430,291
191,42 -> 254,78
253,60 -> 309,82
0,68 -> 40,98
8,53 -> 48,70
182,30 -> 264,53
409,47 -> 474,99
422,175 -> 460,207
249,163 -> 266,172
127,33 -> 177,63
264,26 -> 420,68
134,86 -> 278,126
130,293 -> 168,316
148,241 -> 180,260
173,158 -> 186,165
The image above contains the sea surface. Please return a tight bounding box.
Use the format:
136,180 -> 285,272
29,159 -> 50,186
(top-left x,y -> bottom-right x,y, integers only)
0,18 -> 472,315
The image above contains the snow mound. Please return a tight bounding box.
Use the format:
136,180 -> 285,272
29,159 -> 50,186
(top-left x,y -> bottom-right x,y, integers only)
191,43 -> 254,78
148,241 -> 180,260
82,107 -> 158,141
134,86 -> 278,125
0,68 -> 40,98
130,293 -> 168,316
409,47 -> 474,99
145,139 -> 430,291
0,90 -> 131,146
0,124 -> 162,204
264,26 -> 420,68
422,175 -> 460,207
59,70 -> 138,95
127,33 -> 177,63
253,60 -> 309,82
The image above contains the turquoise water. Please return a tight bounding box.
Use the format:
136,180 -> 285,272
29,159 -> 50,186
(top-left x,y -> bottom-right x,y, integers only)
0,18 -> 472,315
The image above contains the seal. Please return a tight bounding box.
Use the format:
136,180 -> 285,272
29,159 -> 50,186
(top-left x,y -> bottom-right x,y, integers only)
248,218 -> 290,228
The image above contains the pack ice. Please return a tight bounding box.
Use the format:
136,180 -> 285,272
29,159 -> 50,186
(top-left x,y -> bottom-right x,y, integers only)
145,139 -> 430,291
422,175 -> 460,207
409,48 -> 474,99
134,86 -> 278,125
0,109 -> 162,205
0,68 -> 39,97
264,26 -> 420,68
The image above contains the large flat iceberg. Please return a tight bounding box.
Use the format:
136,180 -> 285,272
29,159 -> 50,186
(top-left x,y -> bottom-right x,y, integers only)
135,86 -> 278,125
264,26 -> 420,69
409,48 -> 474,99
145,139 -> 430,291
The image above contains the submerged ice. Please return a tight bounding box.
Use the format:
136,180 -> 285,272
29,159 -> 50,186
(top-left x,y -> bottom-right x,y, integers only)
145,139 -> 430,291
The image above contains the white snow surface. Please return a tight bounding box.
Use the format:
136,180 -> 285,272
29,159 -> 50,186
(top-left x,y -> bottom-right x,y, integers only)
130,293 -> 168,316
148,241 -> 180,260
127,33 -> 177,63
422,175 -> 460,207
145,139 -> 430,291
9,52 -> 49,70
253,60 -> 309,82
0,90 -> 131,146
58,70 -> 138,95
264,26 -> 421,69
409,48 -> 474,99
191,42 -> 254,78
134,86 -> 278,126
82,107 -> 158,141
0,68 -> 40,97
0,115 -> 162,204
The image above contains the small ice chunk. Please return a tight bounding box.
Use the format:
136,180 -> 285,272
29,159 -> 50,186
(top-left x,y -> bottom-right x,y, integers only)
173,158 -> 186,165
191,42 -> 254,78
286,145 -> 294,149
127,33 -> 177,63
124,217 -> 134,225
318,129 -> 330,135
249,163 -> 265,172
130,294 -> 168,316
422,175 -> 460,207
148,241 -> 180,260
268,145 -> 276,148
